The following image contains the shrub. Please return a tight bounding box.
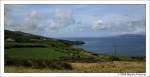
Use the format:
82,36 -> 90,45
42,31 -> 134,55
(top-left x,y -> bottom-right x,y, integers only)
5,58 -> 72,70
108,55 -> 121,61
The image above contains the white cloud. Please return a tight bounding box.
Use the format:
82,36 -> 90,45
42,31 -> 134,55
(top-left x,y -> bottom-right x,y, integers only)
90,14 -> 145,35
4,5 -> 145,37
47,9 -> 74,30
5,8 -> 75,35
27,10 -> 39,17
92,19 -> 106,30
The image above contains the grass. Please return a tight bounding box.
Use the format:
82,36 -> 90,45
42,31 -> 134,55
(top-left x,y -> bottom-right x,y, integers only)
5,47 -> 98,69
5,48 -> 145,71
4,30 -> 146,73
5,48 -> 68,60
71,61 -> 146,73
5,66 -> 77,73
5,61 -> 145,73
5,47 -> 104,62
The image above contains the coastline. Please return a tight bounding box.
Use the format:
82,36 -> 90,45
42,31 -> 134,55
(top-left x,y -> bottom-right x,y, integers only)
4,30 -> 146,73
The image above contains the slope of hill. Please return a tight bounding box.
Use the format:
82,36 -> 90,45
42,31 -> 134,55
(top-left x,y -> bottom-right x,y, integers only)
5,30 -> 84,47
5,30 -> 101,69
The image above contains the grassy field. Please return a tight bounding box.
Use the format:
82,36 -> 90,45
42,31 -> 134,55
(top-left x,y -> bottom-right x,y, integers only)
5,48 -> 68,60
5,61 -> 145,73
71,61 -> 145,73
5,47 -> 146,72
5,47 -> 99,69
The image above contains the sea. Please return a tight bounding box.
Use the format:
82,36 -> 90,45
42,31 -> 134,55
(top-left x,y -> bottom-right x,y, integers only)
62,34 -> 146,56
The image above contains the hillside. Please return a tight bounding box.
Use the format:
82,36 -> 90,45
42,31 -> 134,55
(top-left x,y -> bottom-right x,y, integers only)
4,30 -> 145,72
5,30 -> 84,47
5,30 -> 102,69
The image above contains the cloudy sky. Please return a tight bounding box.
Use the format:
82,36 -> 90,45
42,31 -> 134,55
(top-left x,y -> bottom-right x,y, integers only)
5,4 -> 146,37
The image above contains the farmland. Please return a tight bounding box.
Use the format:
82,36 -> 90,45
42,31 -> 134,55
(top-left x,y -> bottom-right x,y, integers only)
5,48 -> 68,60
4,30 -> 146,73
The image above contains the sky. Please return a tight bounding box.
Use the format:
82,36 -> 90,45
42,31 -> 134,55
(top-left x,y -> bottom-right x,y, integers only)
4,4 -> 146,38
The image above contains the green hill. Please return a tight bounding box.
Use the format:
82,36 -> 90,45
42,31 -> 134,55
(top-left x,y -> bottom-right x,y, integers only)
5,30 -> 84,48
5,30 -> 101,69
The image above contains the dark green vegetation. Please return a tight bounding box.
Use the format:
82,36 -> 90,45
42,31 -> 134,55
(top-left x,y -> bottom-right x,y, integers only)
5,61 -> 145,73
5,30 -> 145,72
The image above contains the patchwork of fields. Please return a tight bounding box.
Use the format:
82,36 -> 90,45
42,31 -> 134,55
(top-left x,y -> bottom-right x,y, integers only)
4,30 -> 146,73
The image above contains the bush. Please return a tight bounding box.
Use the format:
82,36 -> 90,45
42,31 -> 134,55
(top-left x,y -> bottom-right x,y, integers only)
108,55 -> 121,61
130,56 -> 145,61
5,43 -> 47,49
5,58 -> 72,70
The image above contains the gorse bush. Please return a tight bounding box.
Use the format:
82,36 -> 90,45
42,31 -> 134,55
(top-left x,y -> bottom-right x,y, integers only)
5,58 -> 72,70
131,56 -> 145,61
108,55 -> 121,61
